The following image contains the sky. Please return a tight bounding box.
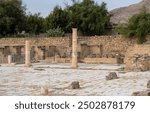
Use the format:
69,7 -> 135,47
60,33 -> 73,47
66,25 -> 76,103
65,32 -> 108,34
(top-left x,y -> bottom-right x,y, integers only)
22,0 -> 141,17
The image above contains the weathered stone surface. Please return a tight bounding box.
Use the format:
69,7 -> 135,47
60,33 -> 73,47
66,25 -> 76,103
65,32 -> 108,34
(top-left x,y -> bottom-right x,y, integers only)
125,53 -> 150,71
3,36 -> 150,65
25,40 -> 32,67
0,52 -> 8,64
84,58 -> 117,64
8,55 -> 12,64
55,54 -> 60,58
40,86 -> 49,96
106,72 -> 119,80
147,80 -> 150,88
132,90 -> 150,96
10,63 -> 16,66
70,81 -> 80,89
125,45 -> 150,71
116,54 -> 124,64
72,28 -> 78,69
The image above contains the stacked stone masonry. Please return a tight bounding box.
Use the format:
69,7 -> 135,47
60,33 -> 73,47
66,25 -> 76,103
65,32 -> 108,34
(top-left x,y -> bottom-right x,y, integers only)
125,44 -> 150,71
0,35 -> 150,67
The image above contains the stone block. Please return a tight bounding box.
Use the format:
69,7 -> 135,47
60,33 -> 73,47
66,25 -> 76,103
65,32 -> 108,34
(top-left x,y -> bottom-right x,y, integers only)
70,81 -> 80,89
106,72 -> 119,80
147,80 -> 150,88
41,86 -> 49,96
132,90 -> 150,96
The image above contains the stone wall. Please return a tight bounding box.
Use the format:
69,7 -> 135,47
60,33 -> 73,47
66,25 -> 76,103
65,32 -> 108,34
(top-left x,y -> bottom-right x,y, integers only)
0,37 -> 71,46
125,44 -> 150,71
45,58 -> 71,63
84,58 -> 117,64
79,35 -> 135,55
0,35 -> 140,64
0,52 -> 7,64
1,35 -> 150,67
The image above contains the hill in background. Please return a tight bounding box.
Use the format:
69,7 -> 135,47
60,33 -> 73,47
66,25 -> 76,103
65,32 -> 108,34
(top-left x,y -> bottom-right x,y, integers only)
110,0 -> 150,24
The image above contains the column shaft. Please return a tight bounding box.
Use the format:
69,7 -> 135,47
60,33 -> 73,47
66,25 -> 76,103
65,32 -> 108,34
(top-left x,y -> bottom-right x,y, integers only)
72,28 -> 78,69
25,40 -> 31,67
8,55 -> 12,64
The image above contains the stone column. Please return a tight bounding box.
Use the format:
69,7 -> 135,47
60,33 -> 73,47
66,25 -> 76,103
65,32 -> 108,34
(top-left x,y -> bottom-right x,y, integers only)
25,40 -> 31,67
72,28 -> 78,69
8,55 -> 12,64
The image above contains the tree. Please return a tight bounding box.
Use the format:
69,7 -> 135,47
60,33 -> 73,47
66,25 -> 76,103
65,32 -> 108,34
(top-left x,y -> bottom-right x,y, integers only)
46,27 -> 65,37
116,7 -> 150,44
45,6 -> 69,32
0,0 -> 26,36
67,0 -> 110,35
46,0 -> 110,35
26,13 -> 45,34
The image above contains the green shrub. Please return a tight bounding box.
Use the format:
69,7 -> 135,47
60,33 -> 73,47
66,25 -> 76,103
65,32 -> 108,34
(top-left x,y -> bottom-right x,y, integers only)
116,7 -> 150,44
46,27 -> 65,37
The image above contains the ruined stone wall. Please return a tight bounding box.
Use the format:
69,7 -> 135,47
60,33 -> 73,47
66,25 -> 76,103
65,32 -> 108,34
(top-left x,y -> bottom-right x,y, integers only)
125,44 -> 150,57
84,58 -> 117,64
0,35 -> 141,64
2,35 -> 150,65
0,35 -> 135,55
125,44 -> 150,71
79,35 -> 135,55
0,37 -> 70,46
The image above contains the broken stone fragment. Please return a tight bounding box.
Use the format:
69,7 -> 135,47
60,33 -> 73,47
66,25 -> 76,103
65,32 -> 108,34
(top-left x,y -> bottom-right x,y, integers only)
126,54 -> 150,71
70,81 -> 80,89
106,72 -> 119,80
40,86 -> 49,96
132,90 -> 150,96
147,80 -> 150,88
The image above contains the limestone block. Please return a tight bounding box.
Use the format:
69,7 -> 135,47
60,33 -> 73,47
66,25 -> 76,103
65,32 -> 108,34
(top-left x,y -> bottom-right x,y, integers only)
147,80 -> 150,88
132,90 -> 150,96
8,55 -> 12,64
106,72 -> 119,80
41,86 -> 49,96
25,40 -> 31,67
70,81 -> 80,89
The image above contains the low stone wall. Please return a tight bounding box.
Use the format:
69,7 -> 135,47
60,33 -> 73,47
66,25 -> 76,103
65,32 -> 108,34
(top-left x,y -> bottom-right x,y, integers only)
126,54 -> 150,71
0,35 -> 135,64
84,58 -> 117,64
125,44 -> 150,64
125,44 -> 150,71
79,35 -> 135,55
0,37 -> 70,46
0,35 -> 134,53
0,55 -> 7,64
1,35 -> 150,65
45,57 -> 71,64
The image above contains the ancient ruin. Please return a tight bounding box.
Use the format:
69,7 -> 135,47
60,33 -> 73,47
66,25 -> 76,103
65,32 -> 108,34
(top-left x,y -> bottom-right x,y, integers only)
72,28 -> 78,69
0,35 -> 130,65
106,72 -> 119,80
25,40 -> 31,67
40,86 -> 49,96
70,81 -> 80,89
132,90 -> 150,96
0,30 -> 150,96
125,44 -> 150,71
0,34 -> 150,71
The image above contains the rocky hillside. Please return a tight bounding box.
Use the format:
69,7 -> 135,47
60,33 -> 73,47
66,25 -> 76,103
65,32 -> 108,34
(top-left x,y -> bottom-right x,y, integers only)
110,0 -> 150,24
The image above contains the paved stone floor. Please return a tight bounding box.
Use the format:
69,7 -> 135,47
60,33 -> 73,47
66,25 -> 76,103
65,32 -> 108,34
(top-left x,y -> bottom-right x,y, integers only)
0,63 -> 149,96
